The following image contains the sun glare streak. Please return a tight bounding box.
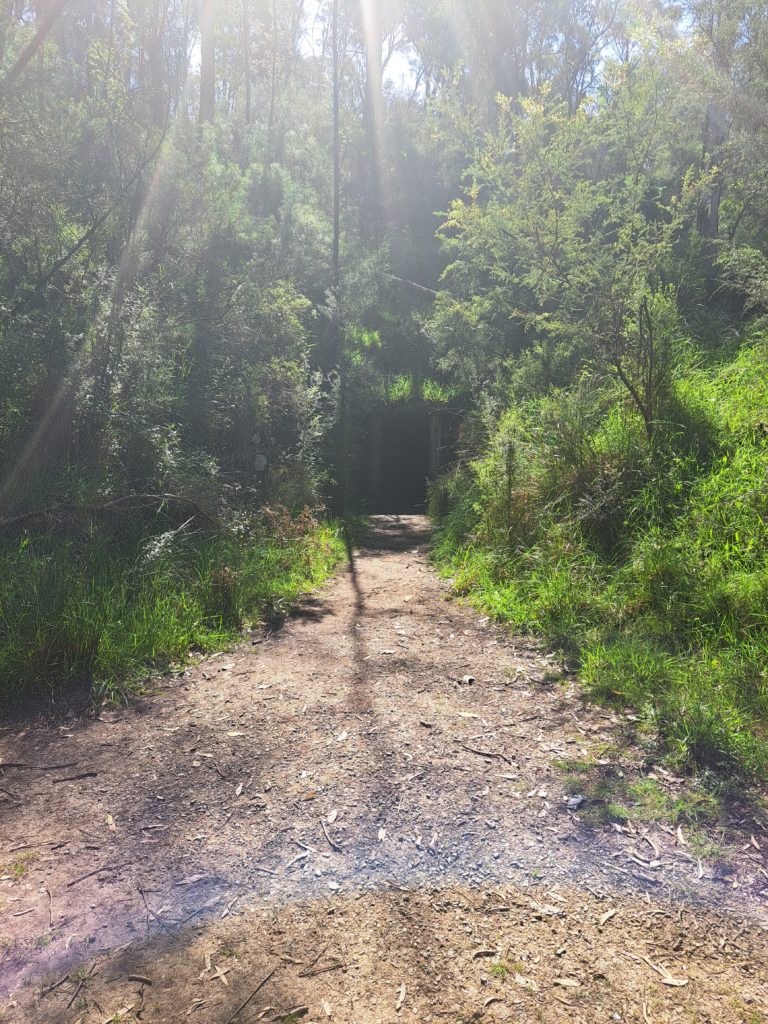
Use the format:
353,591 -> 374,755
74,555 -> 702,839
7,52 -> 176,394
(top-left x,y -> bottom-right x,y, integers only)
0,52 -> 196,513
359,0 -> 392,234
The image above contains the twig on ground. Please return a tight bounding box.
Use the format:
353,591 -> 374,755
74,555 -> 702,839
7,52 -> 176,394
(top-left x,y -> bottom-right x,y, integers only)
320,817 -> 342,852
137,885 -> 170,932
455,740 -> 512,765
298,946 -> 328,977
44,884 -> 53,927
284,850 -> 309,869
301,961 -> 346,977
66,863 -> 123,888
222,887 -> 247,918
39,971 -> 70,999
66,964 -> 95,1009
8,839 -> 69,852
223,967 -> 278,1024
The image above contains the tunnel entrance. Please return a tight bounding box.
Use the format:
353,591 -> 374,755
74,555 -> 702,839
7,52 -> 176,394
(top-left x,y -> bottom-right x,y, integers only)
366,407 -> 447,513
378,408 -> 430,512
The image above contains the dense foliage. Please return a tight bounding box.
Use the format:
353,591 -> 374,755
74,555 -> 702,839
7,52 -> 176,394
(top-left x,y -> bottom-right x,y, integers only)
431,334 -> 768,778
426,2 -> 768,779
3,0 -> 768,781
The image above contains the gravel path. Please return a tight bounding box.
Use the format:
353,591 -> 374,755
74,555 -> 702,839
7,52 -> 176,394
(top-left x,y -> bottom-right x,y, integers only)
2,516 -> 767,1022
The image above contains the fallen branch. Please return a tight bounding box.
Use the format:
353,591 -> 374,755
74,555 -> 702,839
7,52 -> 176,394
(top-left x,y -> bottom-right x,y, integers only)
66,965 -> 95,1009
66,863 -> 123,888
53,772 -> 98,784
39,971 -> 70,999
320,817 -> 342,852
223,967 -> 278,1024
455,740 -> 512,765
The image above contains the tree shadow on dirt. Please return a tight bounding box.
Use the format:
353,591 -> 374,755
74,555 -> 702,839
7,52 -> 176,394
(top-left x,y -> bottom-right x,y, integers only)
25,920 -> 326,1023
358,514 -> 432,554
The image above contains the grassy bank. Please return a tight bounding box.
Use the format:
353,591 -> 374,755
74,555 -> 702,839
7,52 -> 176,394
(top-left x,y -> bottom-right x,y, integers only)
430,330 -> 768,782
0,506 -> 346,707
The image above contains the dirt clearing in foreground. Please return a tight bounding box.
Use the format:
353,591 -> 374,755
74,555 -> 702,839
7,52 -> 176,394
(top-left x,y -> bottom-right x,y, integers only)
1,516 -> 767,1023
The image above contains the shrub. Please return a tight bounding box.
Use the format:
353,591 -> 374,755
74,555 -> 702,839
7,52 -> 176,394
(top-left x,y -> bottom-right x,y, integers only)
431,325 -> 768,779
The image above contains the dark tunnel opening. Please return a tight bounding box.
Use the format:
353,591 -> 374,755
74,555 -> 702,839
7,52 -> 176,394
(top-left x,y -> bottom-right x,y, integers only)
367,408 -> 431,513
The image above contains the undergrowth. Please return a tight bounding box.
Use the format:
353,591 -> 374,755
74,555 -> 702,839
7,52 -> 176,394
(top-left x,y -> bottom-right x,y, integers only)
0,505 -> 346,707
430,326 -> 768,781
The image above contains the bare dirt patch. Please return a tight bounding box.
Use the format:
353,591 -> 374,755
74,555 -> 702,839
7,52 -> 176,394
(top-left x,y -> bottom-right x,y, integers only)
2,516 -> 767,1022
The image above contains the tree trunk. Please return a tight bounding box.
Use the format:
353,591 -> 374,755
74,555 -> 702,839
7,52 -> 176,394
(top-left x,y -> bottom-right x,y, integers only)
699,103 -> 727,234
332,0 -> 348,513
363,0 -> 384,237
1,0 -> 68,91
199,0 -> 216,123
332,0 -> 340,296
146,0 -> 166,126
266,0 -> 278,160
243,0 -> 251,125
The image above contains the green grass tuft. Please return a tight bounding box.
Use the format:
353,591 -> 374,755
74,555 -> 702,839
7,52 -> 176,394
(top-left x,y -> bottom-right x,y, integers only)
0,511 -> 346,707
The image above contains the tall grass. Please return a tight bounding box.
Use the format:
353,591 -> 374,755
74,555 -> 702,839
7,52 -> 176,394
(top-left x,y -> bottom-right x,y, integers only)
430,330 -> 768,780
0,507 -> 346,707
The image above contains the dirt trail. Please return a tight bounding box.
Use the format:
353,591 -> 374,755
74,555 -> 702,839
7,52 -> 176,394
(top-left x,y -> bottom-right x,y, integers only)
1,516 -> 767,1023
